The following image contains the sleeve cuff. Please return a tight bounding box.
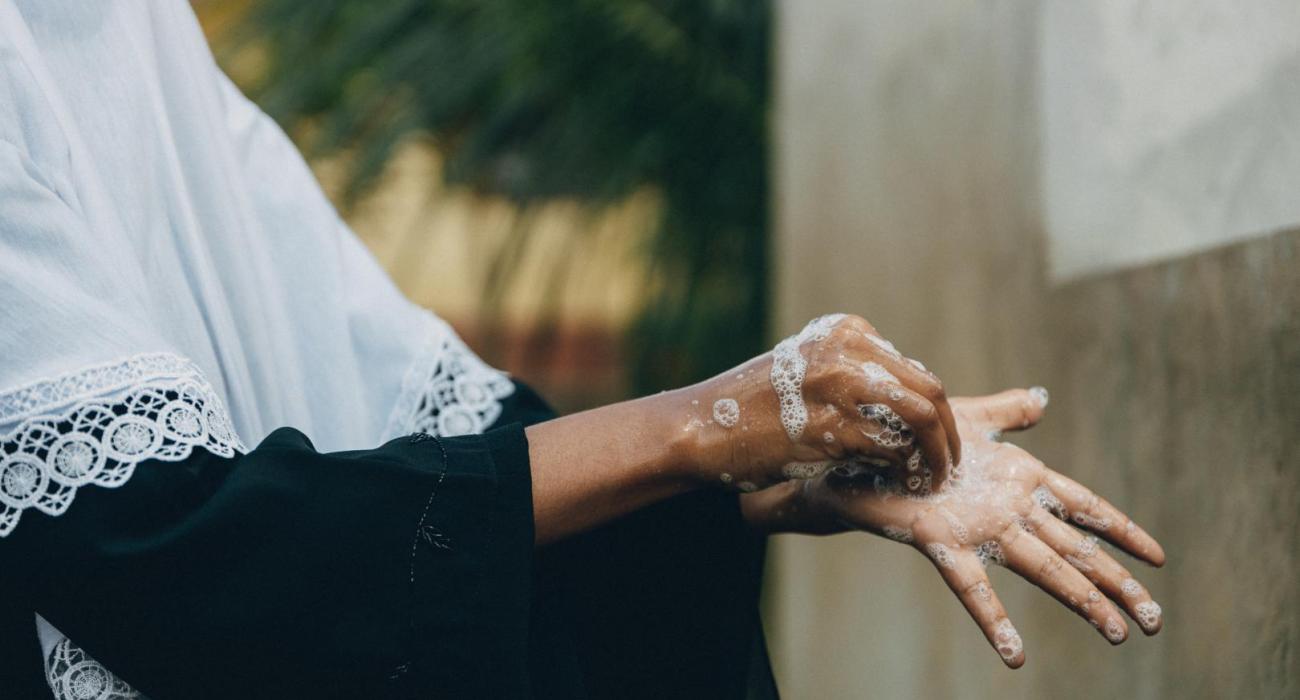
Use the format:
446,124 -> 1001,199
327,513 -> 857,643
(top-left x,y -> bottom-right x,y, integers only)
398,422 -> 536,696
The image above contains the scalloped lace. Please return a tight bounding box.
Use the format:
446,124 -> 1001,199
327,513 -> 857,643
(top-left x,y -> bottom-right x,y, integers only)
0,353 -> 245,538
45,639 -> 143,700
23,331 -> 507,697
382,319 -> 515,440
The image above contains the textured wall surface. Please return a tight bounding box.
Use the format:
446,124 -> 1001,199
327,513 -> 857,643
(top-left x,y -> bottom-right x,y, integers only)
766,1 -> 1299,698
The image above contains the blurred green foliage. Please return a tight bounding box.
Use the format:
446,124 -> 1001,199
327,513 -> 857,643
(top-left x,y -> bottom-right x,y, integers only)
233,0 -> 771,395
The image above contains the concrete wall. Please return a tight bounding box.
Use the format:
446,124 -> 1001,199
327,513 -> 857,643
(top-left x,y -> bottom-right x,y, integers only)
765,1 -> 1299,697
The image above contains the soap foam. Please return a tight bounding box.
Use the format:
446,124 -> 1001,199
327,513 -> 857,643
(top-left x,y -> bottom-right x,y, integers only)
1032,486 -> 1068,520
712,398 -> 740,428
861,361 -> 899,385
1075,535 -> 1099,558
882,525 -> 914,544
926,542 -> 955,569
865,334 -> 901,358
1073,512 -> 1112,531
782,461 -> 833,480
975,541 -> 1006,568
770,314 -> 845,440
1134,601 -> 1162,630
994,619 -> 1023,660
939,507 -> 969,544
859,403 -> 915,449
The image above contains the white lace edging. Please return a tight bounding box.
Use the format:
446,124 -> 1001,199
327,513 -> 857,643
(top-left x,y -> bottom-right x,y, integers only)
46,638 -> 143,700
0,353 -> 246,538
0,353 -> 199,425
382,319 -> 515,440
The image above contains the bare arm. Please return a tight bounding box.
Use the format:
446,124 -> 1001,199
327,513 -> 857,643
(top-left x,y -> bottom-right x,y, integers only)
526,390 -> 697,544
526,313 -> 958,544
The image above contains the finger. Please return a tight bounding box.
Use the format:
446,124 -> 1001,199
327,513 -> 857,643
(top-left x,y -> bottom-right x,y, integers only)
1029,510 -> 1165,635
1041,470 -> 1166,566
853,387 -> 947,493
951,388 -> 1049,435
996,522 -> 1130,645
858,335 -> 961,473
922,546 -> 1024,668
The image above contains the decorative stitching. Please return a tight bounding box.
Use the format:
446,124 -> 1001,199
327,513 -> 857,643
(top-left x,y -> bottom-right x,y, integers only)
391,432 -> 450,685
45,638 -> 143,700
0,354 -> 245,538
382,319 -> 515,441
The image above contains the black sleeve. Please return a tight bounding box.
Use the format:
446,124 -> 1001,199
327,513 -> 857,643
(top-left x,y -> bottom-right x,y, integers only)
494,381 -> 780,700
2,424 -> 536,699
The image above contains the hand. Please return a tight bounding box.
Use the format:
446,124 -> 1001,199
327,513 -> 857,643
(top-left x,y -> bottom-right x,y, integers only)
679,313 -> 961,493
742,388 -> 1166,667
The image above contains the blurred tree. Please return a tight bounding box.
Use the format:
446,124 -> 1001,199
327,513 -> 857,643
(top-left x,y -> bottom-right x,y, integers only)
232,0 -> 771,394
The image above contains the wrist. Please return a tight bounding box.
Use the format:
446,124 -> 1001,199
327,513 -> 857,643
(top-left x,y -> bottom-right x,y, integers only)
638,386 -> 712,488
646,383 -> 730,488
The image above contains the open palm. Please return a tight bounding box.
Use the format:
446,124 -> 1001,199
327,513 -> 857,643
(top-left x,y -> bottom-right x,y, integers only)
803,388 -> 1166,667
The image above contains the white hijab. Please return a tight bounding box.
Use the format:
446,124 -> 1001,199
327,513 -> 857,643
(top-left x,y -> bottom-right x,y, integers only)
0,1 -> 513,696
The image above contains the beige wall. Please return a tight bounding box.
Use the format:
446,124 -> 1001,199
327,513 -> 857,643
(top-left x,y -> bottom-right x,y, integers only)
766,1 -> 1299,698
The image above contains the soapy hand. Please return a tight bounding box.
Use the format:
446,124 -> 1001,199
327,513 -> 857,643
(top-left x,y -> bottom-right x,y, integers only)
741,388 -> 1166,667
678,314 -> 961,494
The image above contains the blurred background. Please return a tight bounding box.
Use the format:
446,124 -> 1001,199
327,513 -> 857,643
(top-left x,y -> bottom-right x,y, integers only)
198,1 -> 1299,697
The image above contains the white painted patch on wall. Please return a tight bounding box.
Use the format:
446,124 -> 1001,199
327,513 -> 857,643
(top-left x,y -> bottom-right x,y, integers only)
1041,0 -> 1300,281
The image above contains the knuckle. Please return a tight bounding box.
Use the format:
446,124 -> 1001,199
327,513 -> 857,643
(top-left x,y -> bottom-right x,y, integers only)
919,376 -> 947,401
911,400 -> 940,426
842,314 -> 870,332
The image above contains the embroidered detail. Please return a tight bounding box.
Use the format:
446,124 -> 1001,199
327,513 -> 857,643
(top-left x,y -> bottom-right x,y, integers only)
383,320 -> 514,440
0,353 -> 197,424
418,523 -> 454,551
0,354 -> 246,538
45,638 -> 143,700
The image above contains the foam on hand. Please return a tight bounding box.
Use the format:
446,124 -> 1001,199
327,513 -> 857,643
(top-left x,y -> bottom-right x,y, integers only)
859,403 -> 915,449
993,619 -> 1023,661
712,398 -> 740,428
769,314 -> 845,440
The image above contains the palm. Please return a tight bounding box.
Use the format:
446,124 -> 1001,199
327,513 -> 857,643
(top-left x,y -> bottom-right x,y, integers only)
806,389 -> 1166,667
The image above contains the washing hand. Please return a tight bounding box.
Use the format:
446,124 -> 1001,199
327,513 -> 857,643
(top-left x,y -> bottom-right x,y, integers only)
740,388 -> 1166,667
679,314 -> 961,493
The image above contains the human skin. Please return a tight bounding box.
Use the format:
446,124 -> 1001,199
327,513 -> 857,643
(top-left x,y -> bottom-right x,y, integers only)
527,313 -> 961,543
525,314 -> 1165,666
739,388 -> 1166,666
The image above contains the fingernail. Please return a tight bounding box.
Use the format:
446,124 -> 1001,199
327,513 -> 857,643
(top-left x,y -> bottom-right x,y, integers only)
1029,386 -> 1050,408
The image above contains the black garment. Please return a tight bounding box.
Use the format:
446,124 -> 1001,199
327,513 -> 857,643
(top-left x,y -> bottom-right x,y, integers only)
0,381 -> 777,699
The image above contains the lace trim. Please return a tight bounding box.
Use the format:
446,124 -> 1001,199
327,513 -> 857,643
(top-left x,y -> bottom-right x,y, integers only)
0,354 -> 246,538
0,353 -> 198,424
382,319 -> 515,440
46,638 -> 144,700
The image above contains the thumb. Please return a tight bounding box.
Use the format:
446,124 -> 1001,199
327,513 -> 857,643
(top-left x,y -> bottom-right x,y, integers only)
952,387 -> 1049,433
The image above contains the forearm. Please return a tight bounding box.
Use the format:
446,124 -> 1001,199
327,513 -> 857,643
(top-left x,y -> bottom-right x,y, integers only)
526,388 -> 701,544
